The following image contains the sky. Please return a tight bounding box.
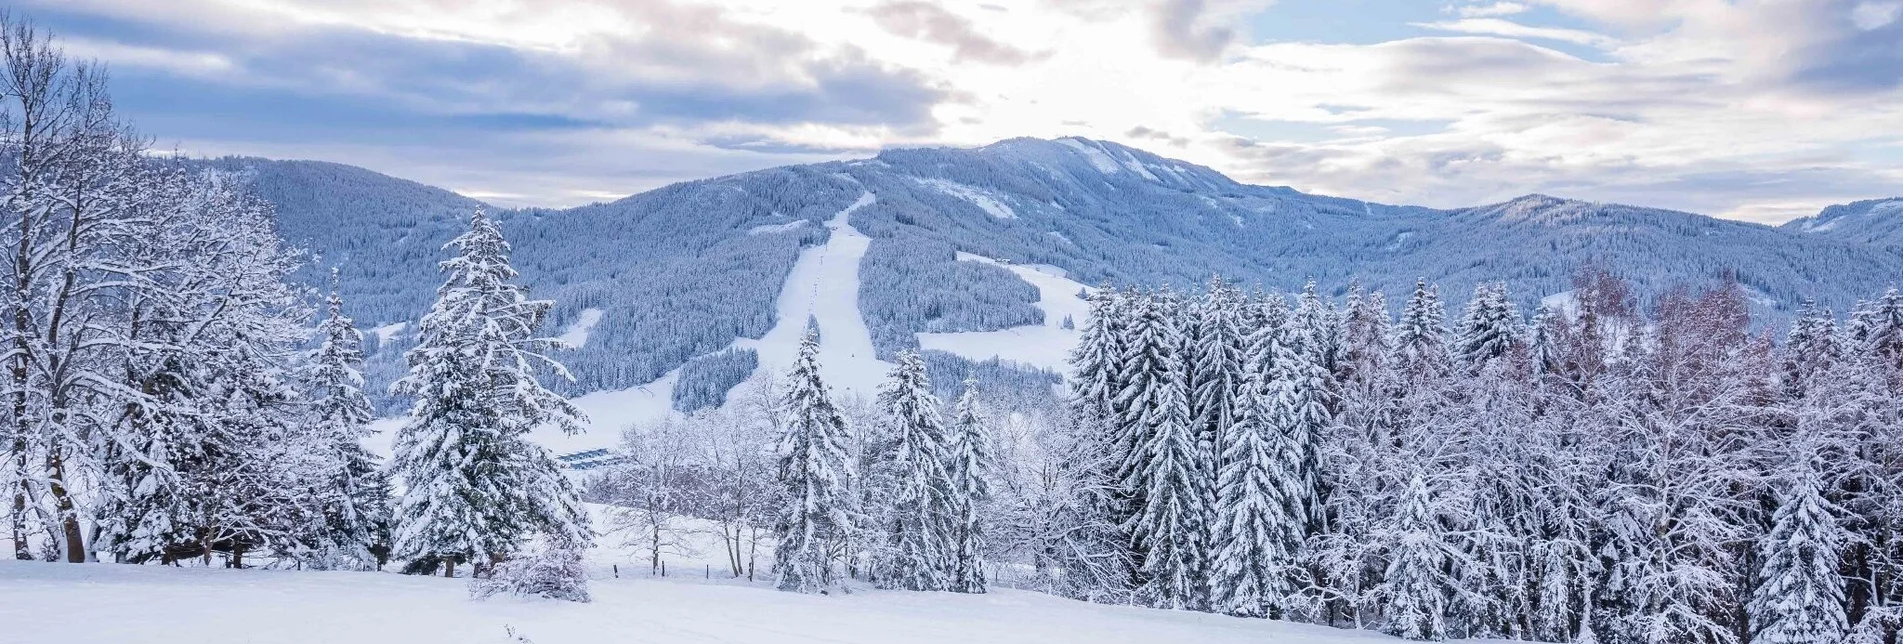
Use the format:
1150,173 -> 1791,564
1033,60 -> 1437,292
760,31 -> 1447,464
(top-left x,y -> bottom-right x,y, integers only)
21,0 -> 1903,222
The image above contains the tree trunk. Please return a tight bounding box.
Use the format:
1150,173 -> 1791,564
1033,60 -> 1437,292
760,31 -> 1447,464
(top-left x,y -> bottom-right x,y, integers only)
45,450 -> 83,562
443,558 -> 455,578
9,466 -> 27,560
650,519 -> 661,574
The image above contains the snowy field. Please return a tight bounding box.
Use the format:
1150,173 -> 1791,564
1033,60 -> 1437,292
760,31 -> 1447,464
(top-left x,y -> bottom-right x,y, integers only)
0,557 -> 1468,644
0,511 -> 1488,644
917,252 -> 1093,372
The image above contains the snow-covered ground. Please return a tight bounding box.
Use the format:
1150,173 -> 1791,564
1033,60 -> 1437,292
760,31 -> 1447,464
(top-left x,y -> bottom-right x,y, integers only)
916,253 -> 1094,372
0,537 -> 1456,644
555,308 -> 604,348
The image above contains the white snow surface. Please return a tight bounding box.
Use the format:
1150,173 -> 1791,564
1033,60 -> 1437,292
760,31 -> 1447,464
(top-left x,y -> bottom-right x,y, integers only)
916,252 -> 1094,372
747,219 -> 808,235
555,308 -> 604,349
737,191 -> 891,396
0,529 -> 1452,644
370,322 -> 406,344
918,177 -> 1016,219
1058,137 -> 1122,174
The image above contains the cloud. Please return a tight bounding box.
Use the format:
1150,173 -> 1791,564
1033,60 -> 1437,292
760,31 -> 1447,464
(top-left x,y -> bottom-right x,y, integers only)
1450,2 -> 1530,18
20,0 -> 1902,220
1411,18 -> 1618,47
1788,5 -> 1903,92
1125,125 -> 1189,147
1853,1 -> 1903,29
1147,0 -> 1241,61
865,2 -> 1045,65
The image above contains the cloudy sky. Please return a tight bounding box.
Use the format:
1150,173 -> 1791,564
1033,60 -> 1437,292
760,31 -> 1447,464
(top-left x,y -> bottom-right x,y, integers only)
24,0 -> 1903,221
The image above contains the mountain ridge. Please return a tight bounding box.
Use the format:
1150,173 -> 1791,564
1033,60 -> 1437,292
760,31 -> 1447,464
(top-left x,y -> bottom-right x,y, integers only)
200,137 -> 1903,407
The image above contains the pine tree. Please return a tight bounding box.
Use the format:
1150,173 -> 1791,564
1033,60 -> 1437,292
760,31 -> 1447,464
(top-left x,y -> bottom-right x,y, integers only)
1781,298 -> 1840,399
1527,305 -> 1563,375
1748,446 -> 1850,644
1394,280 -> 1452,381
1378,470 -> 1455,641
947,376 -> 994,594
389,209 -> 590,577
1280,304 -> 1334,533
1071,288 -> 1128,426
1116,289 -> 1211,609
303,282 -> 393,569
1130,351 -> 1209,610
1455,282 -> 1522,369
1865,287 -> 1903,370
872,350 -> 953,591
1210,323 -> 1305,618
1188,279 -> 1247,476
773,330 -> 858,593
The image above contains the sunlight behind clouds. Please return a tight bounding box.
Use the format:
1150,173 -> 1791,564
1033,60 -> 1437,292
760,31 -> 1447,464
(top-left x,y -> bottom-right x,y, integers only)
22,0 -> 1903,219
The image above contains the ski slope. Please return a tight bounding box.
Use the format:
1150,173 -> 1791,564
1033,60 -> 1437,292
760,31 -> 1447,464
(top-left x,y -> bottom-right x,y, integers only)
736,190 -> 891,396
916,253 -> 1094,372
367,191 -> 1095,458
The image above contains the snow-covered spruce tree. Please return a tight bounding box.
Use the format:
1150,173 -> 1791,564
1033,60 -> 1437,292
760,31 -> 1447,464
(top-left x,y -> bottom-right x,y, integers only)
302,282 -> 393,569
871,350 -> 953,591
1070,288 -> 1128,439
773,330 -> 858,593
1748,445 -> 1849,644
1117,289 -> 1211,609
1282,296 -> 1336,534
1393,279 -> 1453,382
1063,287 -> 1137,595
1188,279 -> 1246,479
389,209 -> 590,578
1526,305 -> 1564,375
1821,312 -> 1903,641
947,376 -> 994,594
1210,321 -> 1305,619
1860,287 -> 1903,370
1294,280 -> 1343,378
1780,298 -> 1840,399
1454,282 -> 1522,370
1376,469 -> 1458,641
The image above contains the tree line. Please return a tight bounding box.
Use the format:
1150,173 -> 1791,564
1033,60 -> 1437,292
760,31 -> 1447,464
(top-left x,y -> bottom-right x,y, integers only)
1036,271 -> 1903,643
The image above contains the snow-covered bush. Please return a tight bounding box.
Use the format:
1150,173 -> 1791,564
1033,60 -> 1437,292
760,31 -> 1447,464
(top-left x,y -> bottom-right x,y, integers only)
469,547 -> 593,603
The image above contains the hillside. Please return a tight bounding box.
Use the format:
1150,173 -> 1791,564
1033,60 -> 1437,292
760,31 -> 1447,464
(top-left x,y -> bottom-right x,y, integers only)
1781,197 -> 1903,249
214,139 -> 1903,414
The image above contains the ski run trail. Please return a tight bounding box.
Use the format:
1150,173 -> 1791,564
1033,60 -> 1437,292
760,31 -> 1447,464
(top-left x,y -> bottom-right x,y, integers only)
444,189 -> 1094,457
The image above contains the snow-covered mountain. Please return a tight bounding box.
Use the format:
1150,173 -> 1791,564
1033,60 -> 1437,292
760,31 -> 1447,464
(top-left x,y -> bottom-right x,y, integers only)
1781,197 -> 1903,248
211,138 -> 1903,416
